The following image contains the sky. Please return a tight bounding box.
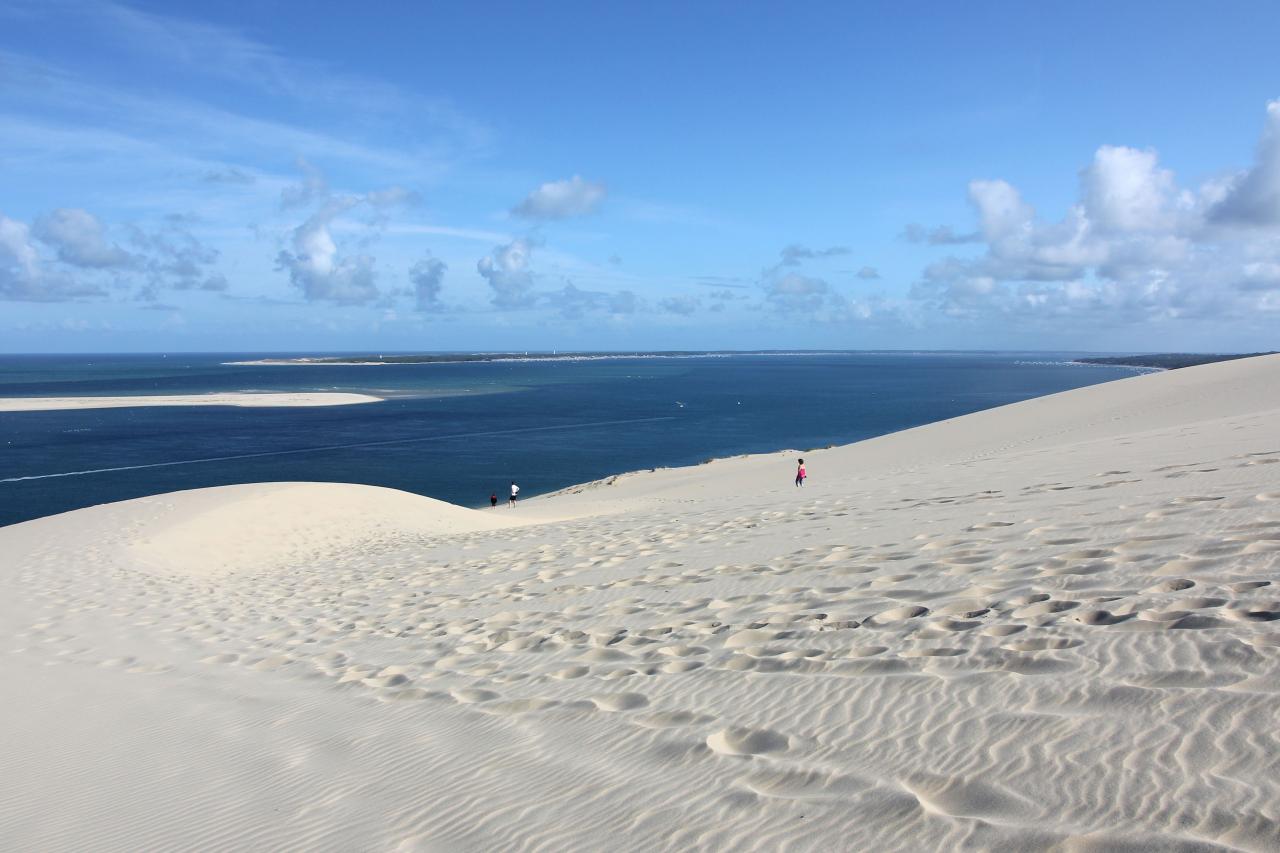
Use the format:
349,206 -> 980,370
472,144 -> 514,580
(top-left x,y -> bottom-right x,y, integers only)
1,0 -> 1279,353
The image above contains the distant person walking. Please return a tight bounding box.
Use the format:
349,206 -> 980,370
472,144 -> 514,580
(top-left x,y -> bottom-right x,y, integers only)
490,492 -> 498,508
509,481 -> 520,506
795,458 -> 806,487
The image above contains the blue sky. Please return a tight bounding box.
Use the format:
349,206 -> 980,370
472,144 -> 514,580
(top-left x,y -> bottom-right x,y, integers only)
2,0 -> 1279,352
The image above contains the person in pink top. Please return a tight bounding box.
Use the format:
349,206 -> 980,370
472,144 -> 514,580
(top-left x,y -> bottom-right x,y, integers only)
795,458 -> 806,487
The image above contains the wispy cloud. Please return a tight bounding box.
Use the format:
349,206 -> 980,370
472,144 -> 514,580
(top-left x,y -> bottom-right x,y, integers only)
615,198 -> 725,228
764,243 -> 853,277
381,224 -> 513,244
901,223 -> 981,245
203,167 -> 256,185
0,7 -> 485,183
778,244 -> 850,266
658,294 -> 701,315
1,2 -> 490,148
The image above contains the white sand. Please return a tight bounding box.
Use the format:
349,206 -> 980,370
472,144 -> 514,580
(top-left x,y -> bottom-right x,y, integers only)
2,355 -> 1279,851
0,392 -> 383,411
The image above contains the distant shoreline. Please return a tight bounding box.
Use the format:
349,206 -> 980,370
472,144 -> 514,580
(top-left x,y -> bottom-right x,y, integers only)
224,351 -> 847,366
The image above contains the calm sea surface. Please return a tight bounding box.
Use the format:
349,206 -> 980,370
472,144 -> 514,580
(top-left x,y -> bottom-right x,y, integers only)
0,352 -> 1141,527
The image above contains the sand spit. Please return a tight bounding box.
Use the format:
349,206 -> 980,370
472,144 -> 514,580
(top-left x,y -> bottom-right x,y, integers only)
0,392 -> 383,411
2,355 -> 1279,851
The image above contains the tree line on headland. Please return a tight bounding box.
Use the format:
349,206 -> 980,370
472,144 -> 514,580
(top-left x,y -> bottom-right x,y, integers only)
1074,352 -> 1277,370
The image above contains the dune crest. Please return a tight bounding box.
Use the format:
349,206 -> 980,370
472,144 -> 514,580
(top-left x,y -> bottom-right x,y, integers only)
127,483 -> 513,576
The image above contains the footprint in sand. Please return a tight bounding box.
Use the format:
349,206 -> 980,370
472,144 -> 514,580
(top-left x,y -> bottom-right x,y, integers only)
865,605 -> 929,627
706,727 -> 790,756
580,648 -> 632,663
1145,578 -> 1195,593
934,599 -> 991,618
1003,637 -> 1083,652
738,766 -> 869,801
1058,548 -> 1114,560
201,653 -> 240,664
1011,600 -> 1079,619
723,629 -> 784,649
450,687 -> 500,703
870,573 -> 917,587
1223,606 -> 1280,623
485,698 -> 559,714
660,660 -> 705,673
377,685 -> 453,702
633,710 -> 712,728
903,772 -> 1037,821
844,645 -> 889,658
250,655 -> 293,671
1074,609 -> 1135,626
900,647 -> 964,657
1041,562 -> 1110,577
929,618 -> 983,632
592,693 -> 649,712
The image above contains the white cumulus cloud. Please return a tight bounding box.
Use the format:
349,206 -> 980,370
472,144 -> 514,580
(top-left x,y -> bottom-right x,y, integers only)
276,199 -> 378,304
477,238 -> 537,308
1209,99 -> 1280,226
408,254 -> 447,311
910,100 -> 1280,332
1081,145 -> 1180,233
511,176 -> 606,220
33,208 -> 135,269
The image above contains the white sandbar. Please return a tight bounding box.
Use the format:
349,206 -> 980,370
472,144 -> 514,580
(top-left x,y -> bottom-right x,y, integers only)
0,392 -> 383,411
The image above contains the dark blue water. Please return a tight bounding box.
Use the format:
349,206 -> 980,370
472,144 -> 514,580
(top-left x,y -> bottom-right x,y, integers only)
0,353 -> 1140,527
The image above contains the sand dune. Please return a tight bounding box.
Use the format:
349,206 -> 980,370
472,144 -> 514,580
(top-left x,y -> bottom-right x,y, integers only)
0,392 -> 383,411
2,355 -> 1279,851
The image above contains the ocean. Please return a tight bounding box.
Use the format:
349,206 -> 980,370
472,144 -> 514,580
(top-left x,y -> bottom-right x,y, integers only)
0,352 -> 1142,527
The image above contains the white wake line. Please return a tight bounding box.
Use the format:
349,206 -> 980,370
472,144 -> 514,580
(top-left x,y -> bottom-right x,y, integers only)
0,416 -> 678,483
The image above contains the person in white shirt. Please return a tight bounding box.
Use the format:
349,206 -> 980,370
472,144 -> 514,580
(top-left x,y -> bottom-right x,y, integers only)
509,481 -> 520,507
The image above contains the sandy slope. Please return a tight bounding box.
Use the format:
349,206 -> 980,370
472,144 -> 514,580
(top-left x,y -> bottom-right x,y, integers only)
0,392 -> 383,411
2,355 -> 1279,851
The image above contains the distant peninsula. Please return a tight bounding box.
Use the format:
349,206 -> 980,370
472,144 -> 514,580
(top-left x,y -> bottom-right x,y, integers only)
1074,352 -> 1278,370
226,351 -> 823,366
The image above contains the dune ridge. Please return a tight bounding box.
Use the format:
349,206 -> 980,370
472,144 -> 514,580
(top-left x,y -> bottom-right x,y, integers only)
1,355 -> 1279,851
